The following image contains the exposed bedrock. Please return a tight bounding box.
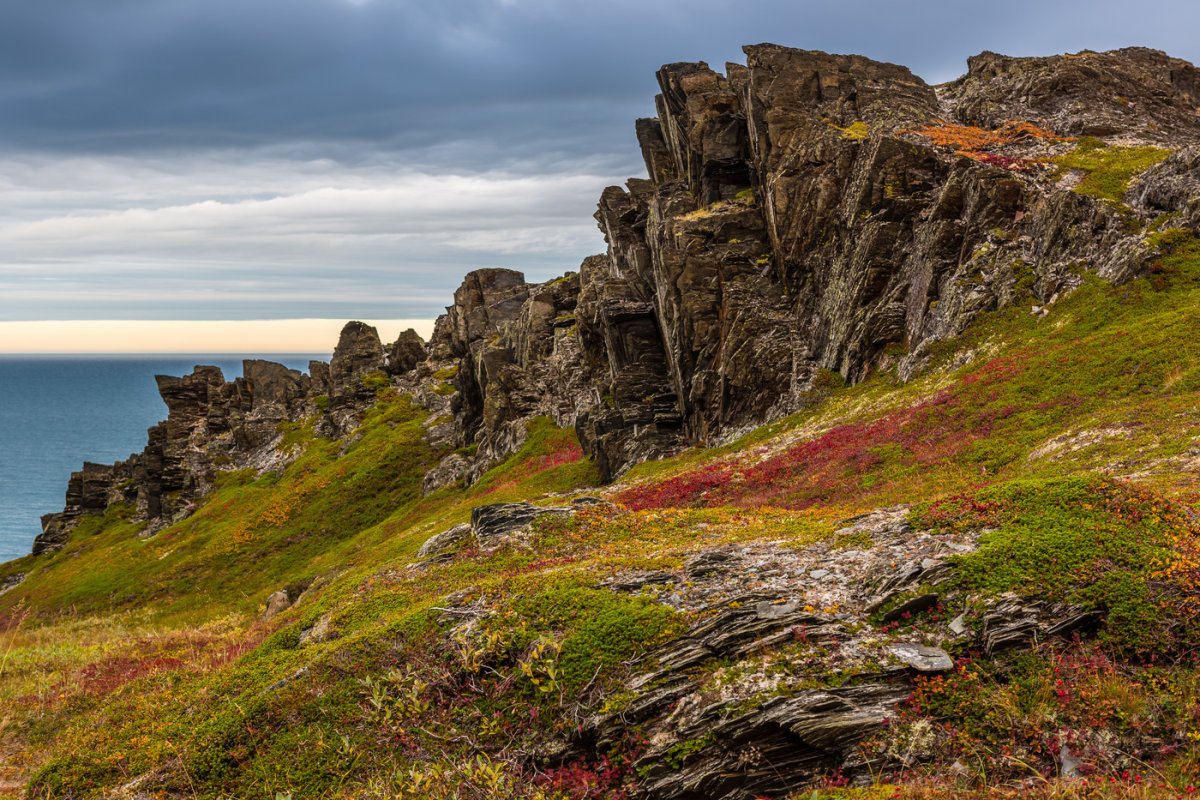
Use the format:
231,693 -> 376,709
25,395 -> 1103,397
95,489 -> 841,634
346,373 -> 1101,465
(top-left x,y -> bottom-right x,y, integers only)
33,44 -> 1200,551
34,321 -> 414,553
438,45 -> 1200,481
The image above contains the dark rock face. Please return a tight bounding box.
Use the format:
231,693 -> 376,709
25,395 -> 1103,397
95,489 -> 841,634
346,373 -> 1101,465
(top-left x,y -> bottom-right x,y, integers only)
1134,146 -> 1200,229
944,47 -> 1200,143
387,328 -> 427,375
425,268 -> 596,481
414,502 -> 575,563
636,684 -> 910,800
568,45 -> 1200,474
326,321 -> 385,404
32,44 -> 1200,551
469,502 -> 572,545
373,46 -> 1200,484
33,321 -> 392,554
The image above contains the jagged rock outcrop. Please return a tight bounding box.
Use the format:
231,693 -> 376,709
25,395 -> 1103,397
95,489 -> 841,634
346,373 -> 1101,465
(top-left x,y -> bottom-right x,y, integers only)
943,47 -> 1200,143
1134,146 -> 1200,229
34,44 -> 1200,552
386,328 -> 426,375
34,322 -> 401,554
422,45 -> 1200,481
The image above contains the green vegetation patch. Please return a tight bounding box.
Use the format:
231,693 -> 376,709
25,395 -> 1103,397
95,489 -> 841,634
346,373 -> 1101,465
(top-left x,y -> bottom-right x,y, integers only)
1053,137 -> 1170,205
913,476 -> 1198,657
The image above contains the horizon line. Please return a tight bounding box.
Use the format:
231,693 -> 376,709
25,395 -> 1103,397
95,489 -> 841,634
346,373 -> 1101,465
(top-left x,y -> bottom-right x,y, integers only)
0,318 -> 438,354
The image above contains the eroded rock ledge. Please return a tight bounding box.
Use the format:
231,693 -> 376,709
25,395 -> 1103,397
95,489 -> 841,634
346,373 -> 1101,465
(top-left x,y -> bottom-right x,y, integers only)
33,44 -> 1200,554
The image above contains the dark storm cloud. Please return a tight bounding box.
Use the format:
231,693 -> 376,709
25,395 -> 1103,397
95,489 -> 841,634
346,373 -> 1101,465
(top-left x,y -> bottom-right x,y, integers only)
3,0 -> 1196,162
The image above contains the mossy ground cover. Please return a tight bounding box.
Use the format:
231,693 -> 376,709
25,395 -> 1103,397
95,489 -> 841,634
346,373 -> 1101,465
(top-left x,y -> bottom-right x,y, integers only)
914,476 -> 1199,657
870,641 -> 1200,793
0,403 -> 661,798
5,237 -> 1200,796
1052,137 -> 1171,205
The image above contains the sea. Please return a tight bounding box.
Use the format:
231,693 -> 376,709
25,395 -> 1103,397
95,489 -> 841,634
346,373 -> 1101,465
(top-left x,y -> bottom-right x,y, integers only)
0,355 -> 326,563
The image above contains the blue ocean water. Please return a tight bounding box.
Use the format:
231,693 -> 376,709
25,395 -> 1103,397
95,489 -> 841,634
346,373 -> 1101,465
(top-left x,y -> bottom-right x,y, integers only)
0,355 -> 325,563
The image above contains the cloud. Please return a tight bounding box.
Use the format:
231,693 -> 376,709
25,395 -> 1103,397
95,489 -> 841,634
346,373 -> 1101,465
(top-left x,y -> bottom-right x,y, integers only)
5,0 -> 1196,156
0,153 -> 614,320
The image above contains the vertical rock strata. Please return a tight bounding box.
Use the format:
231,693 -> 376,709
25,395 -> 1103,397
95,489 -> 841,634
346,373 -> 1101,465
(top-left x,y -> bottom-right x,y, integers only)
33,324 -> 422,553
33,45 -> 1200,553
441,45 -> 1200,481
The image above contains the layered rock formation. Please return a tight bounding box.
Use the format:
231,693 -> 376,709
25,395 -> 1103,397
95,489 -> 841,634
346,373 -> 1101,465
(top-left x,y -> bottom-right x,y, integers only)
33,325 -> 426,554
34,44 -> 1200,554
430,45 -> 1200,484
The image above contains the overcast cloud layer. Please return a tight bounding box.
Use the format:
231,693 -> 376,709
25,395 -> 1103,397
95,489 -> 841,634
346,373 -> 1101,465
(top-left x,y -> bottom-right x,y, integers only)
3,0 -> 1200,325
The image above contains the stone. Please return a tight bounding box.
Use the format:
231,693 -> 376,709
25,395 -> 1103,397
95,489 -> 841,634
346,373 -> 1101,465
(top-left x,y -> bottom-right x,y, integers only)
328,321 -> 386,400
606,570 -> 676,592
635,683 -> 910,800
880,594 -> 940,623
684,551 -> 736,578
421,452 -> 472,495
944,48 -> 1200,144
33,513 -> 73,555
298,612 -> 335,646
417,522 -> 473,559
0,573 -> 25,596
980,600 -> 1101,654
262,590 -> 291,620
242,360 -> 305,410
887,643 -> 955,673
387,328 -> 427,375
469,502 -> 572,544
754,601 -> 799,618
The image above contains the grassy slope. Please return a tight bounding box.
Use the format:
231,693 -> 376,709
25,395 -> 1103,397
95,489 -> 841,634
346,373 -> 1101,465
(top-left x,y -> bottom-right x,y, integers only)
1,150 -> 1199,798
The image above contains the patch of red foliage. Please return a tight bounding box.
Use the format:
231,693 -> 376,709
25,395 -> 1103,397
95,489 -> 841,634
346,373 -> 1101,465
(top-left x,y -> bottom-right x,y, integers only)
537,442 -> 584,470
77,654 -> 186,696
482,436 -> 584,496
534,754 -> 630,799
617,354 -> 1031,511
901,119 -> 1071,173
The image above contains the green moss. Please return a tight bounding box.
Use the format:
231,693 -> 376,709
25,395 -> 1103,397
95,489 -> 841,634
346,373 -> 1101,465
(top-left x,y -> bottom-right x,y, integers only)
275,418 -> 314,451
1053,138 -> 1170,205
361,370 -> 391,392
663,731 -> 717,769
831,120 -> 869,141
915,476 -> 1186,656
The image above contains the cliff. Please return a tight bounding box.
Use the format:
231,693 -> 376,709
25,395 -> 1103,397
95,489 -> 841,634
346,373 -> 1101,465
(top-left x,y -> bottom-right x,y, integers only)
34,46 -> 1200,554
7,44 -> 1200,800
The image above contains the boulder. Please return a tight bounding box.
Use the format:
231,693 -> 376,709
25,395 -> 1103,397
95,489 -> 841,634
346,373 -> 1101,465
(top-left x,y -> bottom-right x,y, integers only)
469,502 -> 572,544
329,321 -> 385,398
387,328 -> 427,375
886,643 -> 955,673
262,590 -> 292,620
416,522 -> 473,559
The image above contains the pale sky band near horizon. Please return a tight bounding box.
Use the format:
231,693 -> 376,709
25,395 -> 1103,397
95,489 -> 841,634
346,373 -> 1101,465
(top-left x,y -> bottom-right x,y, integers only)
0,320 -> 437,354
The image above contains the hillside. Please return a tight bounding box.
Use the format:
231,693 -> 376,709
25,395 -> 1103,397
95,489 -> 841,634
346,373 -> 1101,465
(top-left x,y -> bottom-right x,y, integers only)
3,44 -> 1200,799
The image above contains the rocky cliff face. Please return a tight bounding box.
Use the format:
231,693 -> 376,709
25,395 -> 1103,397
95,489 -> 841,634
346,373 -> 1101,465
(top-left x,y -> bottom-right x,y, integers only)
432,45 -> 1200,484
33,44 -> 1200,554
33,325 -> 424,554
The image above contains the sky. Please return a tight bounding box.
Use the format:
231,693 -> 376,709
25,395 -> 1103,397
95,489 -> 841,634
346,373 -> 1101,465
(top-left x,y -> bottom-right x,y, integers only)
2,0 -> 1198,352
